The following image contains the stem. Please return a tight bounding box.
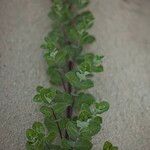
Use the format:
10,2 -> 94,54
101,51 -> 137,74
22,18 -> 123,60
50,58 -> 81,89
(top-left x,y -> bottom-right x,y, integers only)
60,1 -> 75,139
65,61 -> 74,139
67,60 -> 74,118
61,76 -> 67,92
51,108 -> 63,139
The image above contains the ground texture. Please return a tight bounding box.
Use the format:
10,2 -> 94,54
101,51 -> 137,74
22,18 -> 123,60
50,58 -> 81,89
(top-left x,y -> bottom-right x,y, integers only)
0,0 -> 150,150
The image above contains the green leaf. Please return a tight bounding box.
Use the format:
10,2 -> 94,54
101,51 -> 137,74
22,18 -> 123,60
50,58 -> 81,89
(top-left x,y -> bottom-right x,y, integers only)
93,55 -> 104,65
77,0 -> 90,8
44,143 -> 62,150
77,53 -> 104,73
66,121 -> 79,139
44,117 -> 58,133
44,53 -> 56,67
45,131 -> 57,142
54,91 -> 72,105
67,25 -> 95,45
79,103 -> 92,121
92,65 -> 104,72
103,141 -> 112,150
112,147 -> 119,150
75,11 -> 94,31
77,120 -> 89,130
55,50 -> 68,65
41,30 -> 60,51
80,116 -> 102,138
76,53 -> 91,64
33,87 -> 57,104
34,140 -> 45,150
40,106 -> 52,117
65,71 -> 79,86
50,1 -> 72,22
79,62 -> 92,72
79,110 -> 91,121
65,71 -> 94,90
32,122 -> 45,134
80,33 -> 95,45
65,44 -> 83,58
95,101 -> 110,114
76,70 -> 90,81
36,86 -> 44,93
67,27 -> 79,41
44,88 -> 57,103
53,102 -> 68,114
71,0 -> 90,9
48,67 -> 62,85
44,49 -> 68,67
88,116 -> 102,134
59,118 -> 69,129
75,138 -> 93,150
81,103 -> 91,111
61,139 -> 74,149
26,129 -> 37,142
75,93 -> 95,110
103,141 -> 118,150
33,94 -> 43,103
26,141 -> 34,150
45,117 -> 68,132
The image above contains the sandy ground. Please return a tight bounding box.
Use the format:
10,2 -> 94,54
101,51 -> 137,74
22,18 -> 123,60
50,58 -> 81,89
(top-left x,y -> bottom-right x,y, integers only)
0,0 -> 150,150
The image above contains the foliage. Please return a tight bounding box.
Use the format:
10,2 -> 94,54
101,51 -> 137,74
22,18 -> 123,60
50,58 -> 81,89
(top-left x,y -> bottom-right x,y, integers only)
25,0 -> 118,149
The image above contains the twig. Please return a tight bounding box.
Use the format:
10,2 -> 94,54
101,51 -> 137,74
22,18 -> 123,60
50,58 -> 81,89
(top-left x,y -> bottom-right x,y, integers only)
61,76 -> 67,92
51,108 -> 63,139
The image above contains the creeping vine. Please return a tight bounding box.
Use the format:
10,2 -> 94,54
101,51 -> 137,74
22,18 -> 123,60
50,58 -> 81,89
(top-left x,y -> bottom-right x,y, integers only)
25,0 -> 118,150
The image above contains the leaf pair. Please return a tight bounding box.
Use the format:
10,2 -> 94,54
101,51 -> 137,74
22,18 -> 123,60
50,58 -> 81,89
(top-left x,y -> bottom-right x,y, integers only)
26,122 -> 47,150
49,1 -> 72,23
66,70 -> 94,90
65,121 -> 93,150
41,30 -> 60,50
67,26 -> 95,45
77,53 -> 104,73
38,90 -> 72,116
44,49 -> 68,67
33,86 -> 56,104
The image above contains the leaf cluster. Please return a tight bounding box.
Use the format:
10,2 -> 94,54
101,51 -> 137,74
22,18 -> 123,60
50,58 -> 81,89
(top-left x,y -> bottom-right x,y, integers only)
25,0 -> 118,150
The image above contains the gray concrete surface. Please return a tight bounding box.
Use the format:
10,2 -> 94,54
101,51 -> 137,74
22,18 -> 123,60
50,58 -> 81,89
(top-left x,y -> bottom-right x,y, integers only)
0,0 -> 150,150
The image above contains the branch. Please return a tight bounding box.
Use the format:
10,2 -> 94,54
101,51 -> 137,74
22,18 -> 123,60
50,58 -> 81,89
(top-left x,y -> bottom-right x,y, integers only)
61,76 -> 67,92
66,60 -> 74,117
51,108 -> 63,139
